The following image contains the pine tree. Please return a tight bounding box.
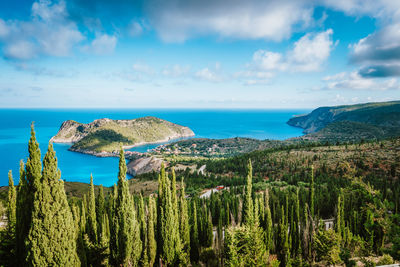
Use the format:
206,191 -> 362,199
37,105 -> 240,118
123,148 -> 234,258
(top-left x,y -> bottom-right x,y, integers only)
25,142 -> 80,266
113,148 -> 142,266
87,174 -> 98,243
243,159 -> 254,225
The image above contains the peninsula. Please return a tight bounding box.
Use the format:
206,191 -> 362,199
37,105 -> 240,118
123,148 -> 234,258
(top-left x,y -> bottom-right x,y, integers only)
50,116 -> 195,156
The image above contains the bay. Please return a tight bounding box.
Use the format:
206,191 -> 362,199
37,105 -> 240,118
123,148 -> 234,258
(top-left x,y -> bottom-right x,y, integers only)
0,109 -> 308,186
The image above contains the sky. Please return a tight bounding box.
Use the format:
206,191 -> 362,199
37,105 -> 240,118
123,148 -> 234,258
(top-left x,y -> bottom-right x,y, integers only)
0,0 -> 399,109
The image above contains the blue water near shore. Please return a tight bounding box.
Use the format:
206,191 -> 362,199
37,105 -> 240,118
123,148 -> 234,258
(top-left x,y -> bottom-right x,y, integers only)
0,109 -> 308,186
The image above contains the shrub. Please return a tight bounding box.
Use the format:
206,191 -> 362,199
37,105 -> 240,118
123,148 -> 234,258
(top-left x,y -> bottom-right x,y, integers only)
377,254 -> 394,266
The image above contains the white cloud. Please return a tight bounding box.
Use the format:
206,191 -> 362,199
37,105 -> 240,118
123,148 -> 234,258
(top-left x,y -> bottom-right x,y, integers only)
0,0 -> 84,60
4,41 -> 37,60
289,29 -> 334,72
195,66 -> 223,82
239,29 -> 334,85
132,63 -> 155,75
146,0 -> 314,42
85,34 -> 117,55
322,71 -> 400,91
162,64 -> 191,78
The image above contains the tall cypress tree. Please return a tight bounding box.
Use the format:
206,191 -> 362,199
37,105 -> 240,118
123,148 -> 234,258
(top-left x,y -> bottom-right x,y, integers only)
0,171 -> 17,266
310,166 -> 315,219
113,148 -> 142,266
179,178 -> 191,262
158,165 -> 181,265
16,124 -> 41,263
264,188 -> 272,258
190,201 -> 200,263
138,194 -> 149,266
147,196 -> 157,267
7,170 -> 16,229
293,188 -> 301,258
26,142 -> 80,266
96,185 -> 105,237
87,174 -> 98,243
243,159 -> 254,225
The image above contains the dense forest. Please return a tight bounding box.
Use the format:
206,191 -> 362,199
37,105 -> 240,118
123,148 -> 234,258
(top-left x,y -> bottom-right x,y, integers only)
0,126 -> 399,266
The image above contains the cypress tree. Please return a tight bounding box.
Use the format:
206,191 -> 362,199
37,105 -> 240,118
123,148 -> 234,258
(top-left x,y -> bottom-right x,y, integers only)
158,165 -> 181,265
243,159 -> 254,225
16,124 -> 41,263
26,143 -> 80,266
336,194 -> 342,239
190,201 -> 200,263
147,196 -> 157,267
0,171 -> 17,266
138,194 -> 149,266
96,185 -> 105,237
294,188 -> 301,258
87,174 -> 98,243
114,148 -> 142,266
264,188 -> 272,258
277,206 -> 290,267
179,178 -> 191,262
310,166 -> 315,218
7,170 -> 16,229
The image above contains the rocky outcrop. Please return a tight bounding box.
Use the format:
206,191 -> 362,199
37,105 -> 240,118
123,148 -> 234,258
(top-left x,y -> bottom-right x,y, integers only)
127,156 -> 164,176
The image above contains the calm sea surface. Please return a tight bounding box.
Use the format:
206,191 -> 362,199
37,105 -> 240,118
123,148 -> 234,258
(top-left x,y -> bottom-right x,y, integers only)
0,109 -> 308,186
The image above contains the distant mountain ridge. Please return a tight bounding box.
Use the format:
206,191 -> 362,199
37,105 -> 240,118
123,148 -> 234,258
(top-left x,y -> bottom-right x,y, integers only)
51,116 -> 194,154
287,101 -> 400,141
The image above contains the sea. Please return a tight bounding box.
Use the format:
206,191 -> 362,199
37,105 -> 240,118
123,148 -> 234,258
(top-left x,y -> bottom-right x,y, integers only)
0,109 -> 308,186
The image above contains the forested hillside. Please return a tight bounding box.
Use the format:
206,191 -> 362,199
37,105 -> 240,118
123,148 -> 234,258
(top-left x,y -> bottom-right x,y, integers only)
0,126 -> 399,266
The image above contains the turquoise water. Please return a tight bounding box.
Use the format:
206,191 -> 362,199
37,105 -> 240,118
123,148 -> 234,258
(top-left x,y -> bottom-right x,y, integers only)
0,109 -> 307,186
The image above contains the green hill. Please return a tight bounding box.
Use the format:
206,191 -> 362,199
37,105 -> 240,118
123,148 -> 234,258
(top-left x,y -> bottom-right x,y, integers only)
51,116 -> 194,153
287,100 -> 400,141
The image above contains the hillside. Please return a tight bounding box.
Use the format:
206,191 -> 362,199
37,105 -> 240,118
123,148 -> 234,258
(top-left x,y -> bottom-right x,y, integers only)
50,116 -> 194,153
287,101 -> 400,138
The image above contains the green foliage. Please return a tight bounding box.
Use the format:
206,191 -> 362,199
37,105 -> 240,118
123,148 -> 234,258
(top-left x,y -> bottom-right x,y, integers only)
313,228 -> 341,265
377,254 -> 394,265
112,149 -> 142,266
26,143 -> 80,266
225,225 -> 268,266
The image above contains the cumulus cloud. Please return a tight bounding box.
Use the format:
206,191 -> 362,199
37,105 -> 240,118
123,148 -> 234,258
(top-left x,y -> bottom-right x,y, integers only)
162,64 -> 191,78
83,33 -> 117,55
345,23 -> 400,78
195,63 -> 223,82
239,29 -> 334,84
322,71 -> 400,91
0,0 -> 84,60
145,0 -> 314,42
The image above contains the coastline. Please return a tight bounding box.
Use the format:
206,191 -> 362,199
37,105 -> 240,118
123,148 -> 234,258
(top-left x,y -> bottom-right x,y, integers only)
66,131 -> 195,158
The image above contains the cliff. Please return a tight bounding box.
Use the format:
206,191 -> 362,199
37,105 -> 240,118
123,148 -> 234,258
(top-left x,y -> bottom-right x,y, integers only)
287,101 -> 400,139
51,116 -> 194,154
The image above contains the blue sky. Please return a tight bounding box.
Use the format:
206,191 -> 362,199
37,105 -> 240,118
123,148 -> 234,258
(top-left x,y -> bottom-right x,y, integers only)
0,0 -> 399,109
